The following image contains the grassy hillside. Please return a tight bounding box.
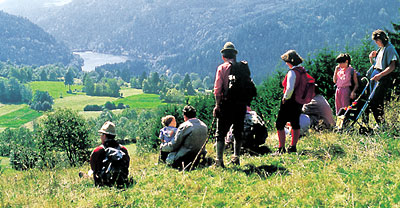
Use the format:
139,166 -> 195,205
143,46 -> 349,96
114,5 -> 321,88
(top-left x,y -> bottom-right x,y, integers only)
1,129 -> 400,207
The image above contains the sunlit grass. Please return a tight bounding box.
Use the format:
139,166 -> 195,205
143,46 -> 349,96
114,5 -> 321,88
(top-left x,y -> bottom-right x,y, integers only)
114,93 -> 166,109
29,81 -> 84,99
2,126 -> 400,207
120,87 -> 143,97
0,104 -> 25,117
53,95 -> 117,111
0,105 -> 42,128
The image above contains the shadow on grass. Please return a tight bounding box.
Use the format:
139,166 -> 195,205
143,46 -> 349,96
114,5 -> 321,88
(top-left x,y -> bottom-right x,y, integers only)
299,143 -> 345,160
238,164 -> 289,179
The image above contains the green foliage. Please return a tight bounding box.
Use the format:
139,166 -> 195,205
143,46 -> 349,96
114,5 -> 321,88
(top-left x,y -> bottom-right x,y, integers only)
187,92 -> 215,127
0,127 -> 38,170
85,78 -> 121,97
30,90 -> 54,111
161,88 -> 185,103
135,105 -> 184,153
251,70 -> 286,130
64,68 -> 75,92
35,109 -> 93,167
303,48 -> 337,107
0,77 -> 32,104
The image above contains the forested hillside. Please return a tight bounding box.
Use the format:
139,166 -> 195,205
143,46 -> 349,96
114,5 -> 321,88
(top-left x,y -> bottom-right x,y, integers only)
1,0 -> 399,81
0,11 -> 75,66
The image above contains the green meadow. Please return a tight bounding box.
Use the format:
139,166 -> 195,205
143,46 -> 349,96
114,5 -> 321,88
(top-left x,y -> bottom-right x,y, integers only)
29,81 -> 84,98
114,93 -> 166,109
0,105 -> 42,129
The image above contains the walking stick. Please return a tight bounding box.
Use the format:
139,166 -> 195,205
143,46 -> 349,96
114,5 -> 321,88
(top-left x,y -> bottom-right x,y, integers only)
189,117 -> 216,171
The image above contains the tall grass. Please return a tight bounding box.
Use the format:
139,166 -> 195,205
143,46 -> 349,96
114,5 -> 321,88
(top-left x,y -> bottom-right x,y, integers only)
1,126 -> 400,207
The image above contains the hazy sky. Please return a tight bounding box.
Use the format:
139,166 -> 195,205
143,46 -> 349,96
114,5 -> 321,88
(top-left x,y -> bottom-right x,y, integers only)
0,0 -> 72,7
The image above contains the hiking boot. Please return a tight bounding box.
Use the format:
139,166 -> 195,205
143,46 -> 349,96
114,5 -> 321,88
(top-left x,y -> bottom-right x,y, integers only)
227,156 -> 240,166
287,145 -> 297,153
272,147 -> 286,156
213,159 -> 225,168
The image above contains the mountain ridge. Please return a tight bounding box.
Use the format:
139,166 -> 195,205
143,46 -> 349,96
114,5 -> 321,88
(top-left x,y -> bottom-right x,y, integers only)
1,0 -> 399,80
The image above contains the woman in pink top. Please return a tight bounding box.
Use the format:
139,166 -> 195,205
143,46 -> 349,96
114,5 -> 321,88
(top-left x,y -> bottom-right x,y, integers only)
333,53 -> 358,115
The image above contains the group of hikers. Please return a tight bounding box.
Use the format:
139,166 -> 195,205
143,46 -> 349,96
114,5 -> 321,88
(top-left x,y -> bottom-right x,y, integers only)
87,29 -> 399,187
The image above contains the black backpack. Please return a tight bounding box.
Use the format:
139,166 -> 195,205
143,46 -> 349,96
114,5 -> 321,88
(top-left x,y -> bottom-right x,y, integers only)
350,68 -> 362,96
225,61 -> 257,105
98,145 -> 129,187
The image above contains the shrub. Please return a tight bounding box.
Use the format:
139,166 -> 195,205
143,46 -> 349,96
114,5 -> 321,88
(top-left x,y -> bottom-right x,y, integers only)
0,127 -> 35,157
35,109 -> 93,167
9,144 -> 39,170
30,90 -> 54,111
117,102 -> 125,109
84,104 -> 103,111
0,127 -> 39,170
104,101 -> 116,110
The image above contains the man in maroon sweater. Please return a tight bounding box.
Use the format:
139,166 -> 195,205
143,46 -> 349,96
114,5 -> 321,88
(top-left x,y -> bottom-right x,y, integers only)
89,121 -> 130,186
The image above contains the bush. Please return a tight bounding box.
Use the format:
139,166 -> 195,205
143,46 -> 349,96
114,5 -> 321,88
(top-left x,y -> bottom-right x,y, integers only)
9,144 -> 39,170
36,109 -> 93,167
104,101 -> 116,110
30,90 -> 54,111
0,127 -> 35,157
0,127 -> 40,170
117,103 -> 125,109
84,104 -> 103,111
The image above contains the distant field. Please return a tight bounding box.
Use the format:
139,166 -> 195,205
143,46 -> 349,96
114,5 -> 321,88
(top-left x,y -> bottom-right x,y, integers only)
29,81 -> 84,99
0,86 -> 162,130
114,93 -> 166,109
0,104 -> 25,117
120,88 -> 143,97
53,95 -> 117,111
0,105 -> 42,128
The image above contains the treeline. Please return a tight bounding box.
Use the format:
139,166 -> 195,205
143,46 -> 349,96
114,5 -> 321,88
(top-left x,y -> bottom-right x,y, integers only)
0,77 -> 32,103
0,62 -> 80,83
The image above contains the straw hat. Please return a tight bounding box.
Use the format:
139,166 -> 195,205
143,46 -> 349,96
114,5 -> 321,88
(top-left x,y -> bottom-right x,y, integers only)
98,121 -> 116,135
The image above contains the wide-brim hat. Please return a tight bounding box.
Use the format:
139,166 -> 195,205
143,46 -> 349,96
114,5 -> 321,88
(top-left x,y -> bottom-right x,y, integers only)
220,41 -> 238,54
98,121 -> 116,135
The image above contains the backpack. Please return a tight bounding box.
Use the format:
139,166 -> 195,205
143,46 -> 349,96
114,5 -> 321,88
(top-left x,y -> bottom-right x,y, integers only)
292,66 -> 316,104
350,67 -> 362,95
225,61 -> 257,105
98,145 -> 129,187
